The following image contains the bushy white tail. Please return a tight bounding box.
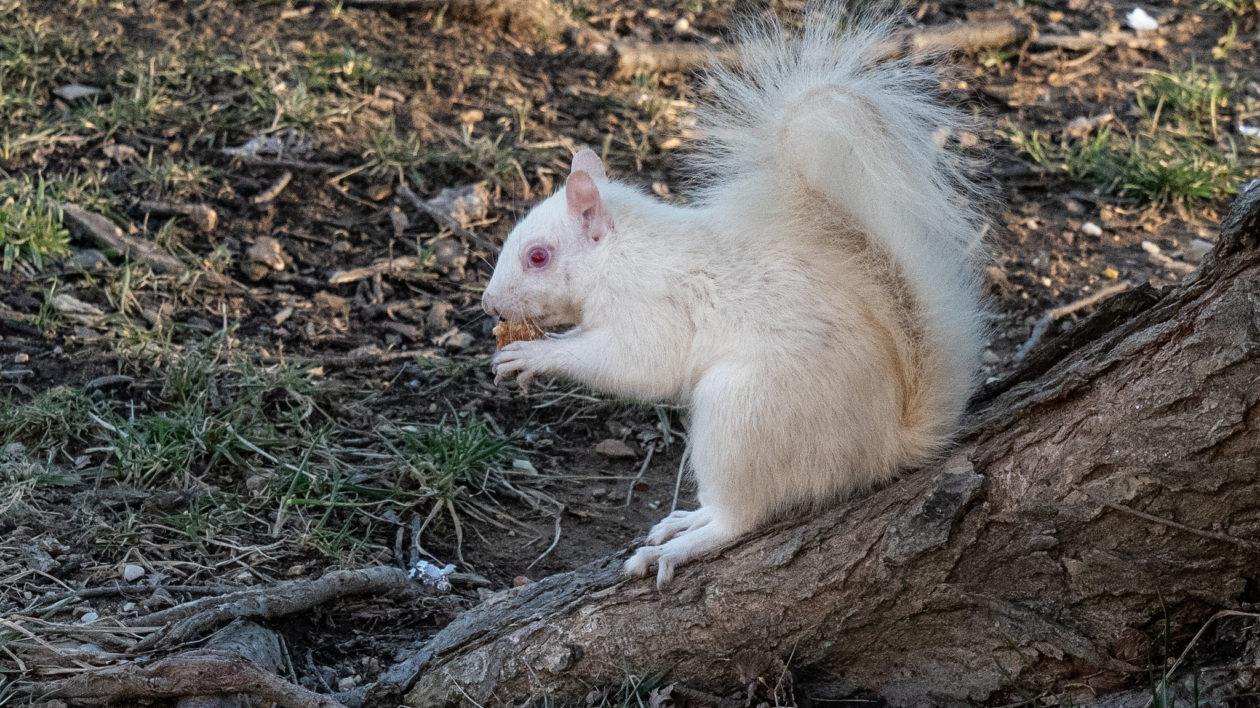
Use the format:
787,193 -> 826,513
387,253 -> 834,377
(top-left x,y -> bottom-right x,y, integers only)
689,11 -> 986,455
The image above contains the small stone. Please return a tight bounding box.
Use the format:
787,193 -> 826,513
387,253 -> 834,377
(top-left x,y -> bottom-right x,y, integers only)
337,676 -> 361,691
1184,239 -> 1213,263
122,564 -> 145,582
431,238 -> 468,280
247,236 -> 287,272
1063,199 -> 1084,215
53,83 -> 101,101
122,602 -> 136,612
982,349 -> 1001,365
595,438 -> 636,459
438,329 -> 474,352
1081,222 -> 1103,237
245,474 -> 271,492
513,575 -> 531,587
70,249 -> 109,271
1140,240 -> 1161,255
1024,218 -> 1039,230
13,352 -> 28,364
101,144 -> 138,163
1103,267 -> 1120,279
674,17 -> 690,33
424,183 -> 489,228
1148,252 -> 1172,267
77,611 -> 99,624
1163,259 -> 1196,275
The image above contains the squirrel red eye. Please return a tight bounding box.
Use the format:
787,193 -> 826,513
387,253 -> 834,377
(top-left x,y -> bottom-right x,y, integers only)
526,247 -> 551,269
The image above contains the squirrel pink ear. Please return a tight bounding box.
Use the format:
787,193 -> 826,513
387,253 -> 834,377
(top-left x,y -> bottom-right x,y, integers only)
565,170 -> 610,242
570,148 -> 606,181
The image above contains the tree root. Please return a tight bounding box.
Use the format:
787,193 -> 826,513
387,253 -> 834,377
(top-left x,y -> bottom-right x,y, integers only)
127,566 -> 417,652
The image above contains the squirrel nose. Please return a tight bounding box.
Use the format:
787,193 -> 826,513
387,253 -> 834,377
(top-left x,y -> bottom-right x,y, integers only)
482,296 -> 499,317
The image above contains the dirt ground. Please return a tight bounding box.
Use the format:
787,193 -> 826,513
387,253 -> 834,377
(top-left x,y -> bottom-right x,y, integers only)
0,0 -> 1257,705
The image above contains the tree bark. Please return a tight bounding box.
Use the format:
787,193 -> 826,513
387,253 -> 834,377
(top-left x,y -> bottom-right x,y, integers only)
383,185 -> 1260,707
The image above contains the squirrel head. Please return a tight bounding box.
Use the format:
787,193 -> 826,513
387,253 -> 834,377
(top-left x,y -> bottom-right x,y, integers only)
482,148 -> 613,327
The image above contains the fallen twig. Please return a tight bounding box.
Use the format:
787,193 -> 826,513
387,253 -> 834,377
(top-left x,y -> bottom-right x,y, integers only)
252,170 -> 293,204
54,202 -> 186,275
328,256 -> 430,285
614,20 -> 1166,78
397,184 -> 501,255
228,154 -> 349,173
1014,281 -> 1130,360
127,566 -> 417,652
137,199 -> 218,231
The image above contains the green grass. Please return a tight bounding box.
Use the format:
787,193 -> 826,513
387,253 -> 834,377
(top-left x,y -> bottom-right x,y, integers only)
0,385 -> 97,451
1004,67 -> 1251,207
394,416 -> 518,502
129,151 -> 218,200
0,177 -> 70,271
1138,68 -> 1233,133
363,117 -> 429,185
1201,0 -> 1260,15
0,331 -> 542,561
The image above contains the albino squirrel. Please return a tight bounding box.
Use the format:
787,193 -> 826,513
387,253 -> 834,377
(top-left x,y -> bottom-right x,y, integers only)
481,15 -> 985,587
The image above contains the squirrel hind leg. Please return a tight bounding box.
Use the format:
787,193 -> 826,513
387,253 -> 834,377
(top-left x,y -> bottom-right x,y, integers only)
623,515 -> 738,589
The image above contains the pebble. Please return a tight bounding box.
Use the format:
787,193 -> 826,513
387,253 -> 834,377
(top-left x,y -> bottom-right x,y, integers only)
982,349 -> 1001,365
1140,240 -> 1161,255
70,249 -> 110,270
513,575 -> 532,587
1103,267 -> 1120,279
122,564 -> 145,582
13,352 -> 28,364
1081,222 -> 1103,237
77,611 -> 99,624
1184,239 -> 1213,263
594,438 -> 636,459
674,17 -> 690,33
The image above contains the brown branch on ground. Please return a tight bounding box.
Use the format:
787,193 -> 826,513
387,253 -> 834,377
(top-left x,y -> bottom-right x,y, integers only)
127,566 -> 418,652
1013,280 -> 1131,360
137,199 -> 219,232
55,202 -> 187,275
251,170 -> 294,204
35,645 -> 345,708
613,20 -> 1167,78
328,256 -> 428,285
228,154 -> 351,174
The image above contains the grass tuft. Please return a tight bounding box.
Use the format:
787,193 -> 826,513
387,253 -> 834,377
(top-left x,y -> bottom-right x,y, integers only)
0,177 -> 70,271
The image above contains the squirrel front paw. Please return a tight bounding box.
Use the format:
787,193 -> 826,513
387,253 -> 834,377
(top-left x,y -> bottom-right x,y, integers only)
492,339 -> 552,388
624,514 -> 734,589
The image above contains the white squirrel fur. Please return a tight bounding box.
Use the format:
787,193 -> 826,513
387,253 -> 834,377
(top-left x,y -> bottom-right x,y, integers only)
482,14 -> 986,587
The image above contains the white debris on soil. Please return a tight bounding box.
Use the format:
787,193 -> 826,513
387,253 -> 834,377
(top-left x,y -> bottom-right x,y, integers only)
409,560 -> 456,592
1126,7 -> 1159,32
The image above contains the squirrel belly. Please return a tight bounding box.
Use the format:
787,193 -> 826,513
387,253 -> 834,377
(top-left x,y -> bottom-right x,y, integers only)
483,14 -> 985,588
